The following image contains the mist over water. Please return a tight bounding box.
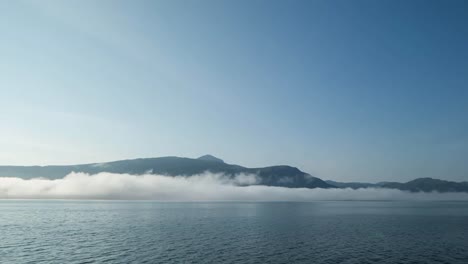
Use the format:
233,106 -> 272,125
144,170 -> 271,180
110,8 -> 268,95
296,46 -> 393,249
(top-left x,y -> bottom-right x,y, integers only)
1,172 -> 468,201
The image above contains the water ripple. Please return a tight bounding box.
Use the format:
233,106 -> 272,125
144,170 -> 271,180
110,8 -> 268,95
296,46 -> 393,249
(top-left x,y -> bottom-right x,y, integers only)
1,201 -> 468,264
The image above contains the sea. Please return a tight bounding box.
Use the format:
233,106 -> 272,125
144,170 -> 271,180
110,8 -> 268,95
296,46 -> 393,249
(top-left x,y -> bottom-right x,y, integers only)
1,201 -> 467,264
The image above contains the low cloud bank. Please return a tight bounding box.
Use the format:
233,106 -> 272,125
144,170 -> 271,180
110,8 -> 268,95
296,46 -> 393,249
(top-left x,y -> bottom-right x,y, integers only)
1,172 -> 468,201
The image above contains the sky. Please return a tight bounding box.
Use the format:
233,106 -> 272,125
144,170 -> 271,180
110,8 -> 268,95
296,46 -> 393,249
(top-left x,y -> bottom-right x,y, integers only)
0,0 -> 467,183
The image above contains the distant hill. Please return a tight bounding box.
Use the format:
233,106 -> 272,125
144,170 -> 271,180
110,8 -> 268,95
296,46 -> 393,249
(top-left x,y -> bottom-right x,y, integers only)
325,180 -> 380,189
380,178 -> 468,193
327,178 -> 468,193
0,155 -> 334,189
2,155 -> 466,192
197,155 -> 224,163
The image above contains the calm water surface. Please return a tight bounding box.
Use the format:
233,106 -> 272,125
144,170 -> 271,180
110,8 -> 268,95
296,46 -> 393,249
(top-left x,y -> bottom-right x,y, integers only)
1,201 -> 468,264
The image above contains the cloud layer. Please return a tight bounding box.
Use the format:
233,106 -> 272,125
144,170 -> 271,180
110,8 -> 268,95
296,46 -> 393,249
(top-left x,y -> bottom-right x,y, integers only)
1,172 -> 468,201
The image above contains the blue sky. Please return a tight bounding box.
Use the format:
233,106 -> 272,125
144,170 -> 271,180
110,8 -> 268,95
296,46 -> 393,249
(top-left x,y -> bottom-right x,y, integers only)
1,0 -> 467,182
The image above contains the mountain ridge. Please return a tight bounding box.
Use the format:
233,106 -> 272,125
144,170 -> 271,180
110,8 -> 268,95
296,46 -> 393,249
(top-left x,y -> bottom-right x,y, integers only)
327,177 -> 468,193
0,155 -> 334,189
197,155 -> 224,163
1,155 -> 466,192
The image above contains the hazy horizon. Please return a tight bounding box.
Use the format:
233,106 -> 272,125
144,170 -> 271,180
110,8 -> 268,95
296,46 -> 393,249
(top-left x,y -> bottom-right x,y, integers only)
0,154 -> 466,185
2,171 -> 468,200
1,0 -> 468,183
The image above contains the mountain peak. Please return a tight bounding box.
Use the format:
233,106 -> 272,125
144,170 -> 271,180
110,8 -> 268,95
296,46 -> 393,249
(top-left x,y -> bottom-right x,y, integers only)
197,155 -> 224,163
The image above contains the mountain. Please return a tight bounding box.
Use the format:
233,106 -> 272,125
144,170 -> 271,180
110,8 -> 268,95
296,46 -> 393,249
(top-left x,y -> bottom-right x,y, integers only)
0,155 -> 335,189
380,178 -> 468,193
197,155 -> 224,163
2,156 -> 466,192
325,180 -> 380,189
327,178 -> 468,193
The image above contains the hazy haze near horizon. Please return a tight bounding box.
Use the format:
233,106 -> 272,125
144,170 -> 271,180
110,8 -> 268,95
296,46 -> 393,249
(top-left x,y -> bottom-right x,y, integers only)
2,172 -> 468,200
